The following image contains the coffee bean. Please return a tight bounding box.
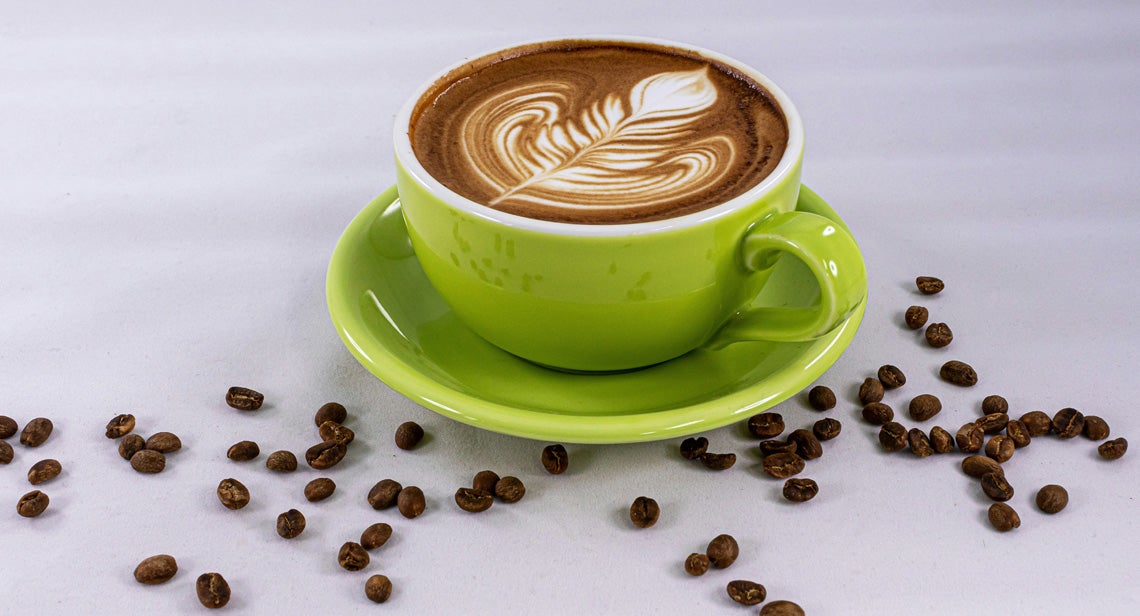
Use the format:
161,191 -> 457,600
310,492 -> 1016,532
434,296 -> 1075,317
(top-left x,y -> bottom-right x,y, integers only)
216,478 -> 250,510
265,450 -> 297,472
27,459 -> 61,485
782,478 -> 819,502
397,486 -> 425,519
0,415 -> 17,439
20,417 -> 53,447
365,574 -> 392,603
276,509 -> 306,539
684,553 -> 710,576
904,305 -> 928,329
134,554 -> 178,585
16,490 -> 49,517
1098,438 -> 1128,460
930,426 -> 955,453
105,414 -> 135,439
981,471 -> 1014,502
1083,416 -> 1110,440
807,385 -> 836,411
314,402 -> 347,427
787,429 -> 823,460
304,478 -> 336,502
226,440 -> 260,462
988,502 -> 1021,532
130,449 -> 166,474
813,418 -> 842,441
726,579 -> 767,606
318,421 -> 355,446
1019,411 -> 1053,437
916,276 -> 944,294
748,413 -> 785,439
878,422 -> 908,452
629,496 -> 660,528
472,470 -> 501,493
368,479 -> 403,510
196,572 -> 231,609
494,476 -> 526,503
360,523 -> 393,550
908,394 -> 942,421
455,487 -> 493,513
925,322 -> 953,348
119,434 -> 145,461
394,421 -> 425,450
962,455 -> 1004,478
706,534 -> 739,568
1006,420 -> 1032,448
338,541 -> 370,571
762,452 -> 805,478
982,395 -> 1009,415
907,428 -> 934,457
877,365 -> 906,389
940,360 -> 977,386
541,444 -> 568,474
956,423 -> 984,453
862,402 -> 895,425
226,386 -> 264,411
976,412 -> 1010,435
680,436 -> 709,460
1052,407 -> 1085,438
700,452 -> 737,470
145,432 -> 182,454
1036,484 -> 1068,514
305,440 -> 347,470
760,600 -> 806,616
858,378 -> 884,404
985,435 -> 1015,463
758,440 -> 798,456
0,440 -> 12,465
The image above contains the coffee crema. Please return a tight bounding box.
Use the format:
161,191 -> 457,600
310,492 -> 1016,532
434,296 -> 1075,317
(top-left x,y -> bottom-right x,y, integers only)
410,41 -> 789,224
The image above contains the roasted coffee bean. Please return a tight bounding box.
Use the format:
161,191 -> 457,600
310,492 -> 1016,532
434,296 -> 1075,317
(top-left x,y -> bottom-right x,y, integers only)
134,554 -> 178,585
700,452 -> 737,470
20,418 -> 53,447
305,440 -> 347,470
758,440 -> 798,456
878,422 -> 908,452
105,414 -> 135,439
988,502 -> 1020,532
360,523 -> 393,550
788,429 -> 823,460
1083,416 -> 1110,440
0,415 -> 17,439
365,574 -> 392,603
1036,484 -> 1069,514
265,450 -> 298,472
17,490 -> 49,517
858,378 -> 884,404
394,421 -> 425,450
314,402 -> 347,427
472,470 -> 501,493
0,440 -> 13,465
962,455 -> 1004,478
304,478 -> 336,502
908,394 -> 942,421
760,601 -> 806,616
981,471 -> 1014,502
930,426 -> 955,453
904,305 -> 929,329
494,476 -> 526,503
119,434 -> 145,460
318,421 -> 355,446
878,365 -> 906,389
541,444 -> 569,474
747,413 -> 784,439
982,395 -> 1009,415
397,486 -> 425,519
1006,420 -> 1032,448
976,412 -> 1010,435
226,440 -> 260,462
862,402 -> 895,425
726,580 -> 767,606
916,276 -> 944,294
455,487 -> 493,513
145,432 -> 182,453
680,436 -> 709,460
925,322 -> 953,348
762,452 -> 805,478
368,479 -> 403,510
216,478 -> 250,510
27,459 -> 61,485
782,478 -> 819,502
196,572 -> 231,609
1098,438 -> 1128,460
276,509 -> 306,539
807,385 -> 836,411
684,553 -> 710,576
985,435 -> 1015,463
1020,411 -> 1053,436
706,534 -> 739,569
813,418 -> 842,441
940,360 -> 977,386
130,449 -> 166,474
338,541 -> 370,571
907,429 -> 934,457
629,496 -> 661,528
956,423 -> 984,453
1052,407 -> 1085,438
226,386 -> 264,411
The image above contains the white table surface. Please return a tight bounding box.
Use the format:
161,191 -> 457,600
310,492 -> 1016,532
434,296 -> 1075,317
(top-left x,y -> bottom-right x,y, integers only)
3,1 -> 1138,613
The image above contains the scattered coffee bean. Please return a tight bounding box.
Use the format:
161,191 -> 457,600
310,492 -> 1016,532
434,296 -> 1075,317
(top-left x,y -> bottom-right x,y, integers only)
130,449 -> 166,474
813,418 -> 842,441
808,385 -> 836,411
629,496 -> 660,528
956,423 -> 984,453
397,486 -> 425,519
226,440 -> 260,462
196,572 -> 231,609
265,450 -> 298,472
1019,411 -> 1053,437
27,459 -> 61,485
985,435 -> 1015,463
747,413 -> 785,439
862,402 -> 895,425
726,579 -> 767,606
982,395 -> 1009,415
1083,416 -> 1110,440
145,432 -> 182,454
858,378 -> 884,404
134,554 -> 178,585
988,502 -> 1020,532
104,414 -> 135,439
119,434 -> 145,461
680,436 -> 709,460
17,490 -> 49,517
365,574 -> 392,603
19,417 -> 53,447
760,600 -> 806,616
225,386 -> 264,411
787,429 -> 823,460
877,365 -> 906,389
706,534 -> 739,568
1098,438 -> 1128,460
541,444 -> 569,474
925,322 -> 953,348
981,471 -> 1014,502
1006,420 -> 1032,448
940,360 -> 977,386
216,478 -> 250,510
394,421 -> 425,450
304,477 -> 336,502
782,478 -> 819,502
360,523 -> 393,550
916,276 -> 944,295
976,412 -> 1010,435
494,476 -> 526,503
318,421 -> 355,445
684,553 -> 710,576
305,440 -> 347,470
0,441 -> 13,465
472,470 -> 501,493
758,440 -> 798,456
276,509 -> 306,539
878,422 -> 908,452
314,402 -> 347,427
1036,484 -> 1068,514
904,305 -> 928,329
908,394 -> 942,421
700,452 -> 736,470
962,455 -> 1004,478
0,415 -> 17,439
338,542 -> 370,571
368,479 -> 403,510
455,487 -> 493,513
907,428 -> 934,457
930,426 -> 955,453
762,452 -> 805,478
1052,408 -> 1085,438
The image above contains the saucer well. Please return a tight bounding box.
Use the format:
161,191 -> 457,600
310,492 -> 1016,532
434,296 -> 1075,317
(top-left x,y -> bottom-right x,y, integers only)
327,185 -> 865,444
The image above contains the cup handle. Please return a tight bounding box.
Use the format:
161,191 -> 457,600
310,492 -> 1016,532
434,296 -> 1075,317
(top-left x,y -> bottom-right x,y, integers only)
706,209 -> 867,348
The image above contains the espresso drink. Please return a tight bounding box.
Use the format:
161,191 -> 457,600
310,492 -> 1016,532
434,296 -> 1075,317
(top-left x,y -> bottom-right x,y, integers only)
410,41 -> 789,224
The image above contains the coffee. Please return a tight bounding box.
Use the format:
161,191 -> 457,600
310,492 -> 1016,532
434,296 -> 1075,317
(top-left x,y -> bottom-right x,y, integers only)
410,40 -> 788,224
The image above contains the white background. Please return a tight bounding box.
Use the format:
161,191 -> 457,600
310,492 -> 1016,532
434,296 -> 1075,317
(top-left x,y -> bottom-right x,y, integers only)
2,1 -> 1138,613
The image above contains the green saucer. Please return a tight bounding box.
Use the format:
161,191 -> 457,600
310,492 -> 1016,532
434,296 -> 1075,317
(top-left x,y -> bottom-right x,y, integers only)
327,185 -> 865,444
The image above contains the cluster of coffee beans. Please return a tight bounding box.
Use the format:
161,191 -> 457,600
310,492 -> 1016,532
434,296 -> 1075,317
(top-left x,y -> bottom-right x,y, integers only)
678,435 -> 737,470
454,469 -> 526,513
680,533 -> 804,612
132,554 -> 232,609
3,415 -> 59,518
104,413 -> 183,474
